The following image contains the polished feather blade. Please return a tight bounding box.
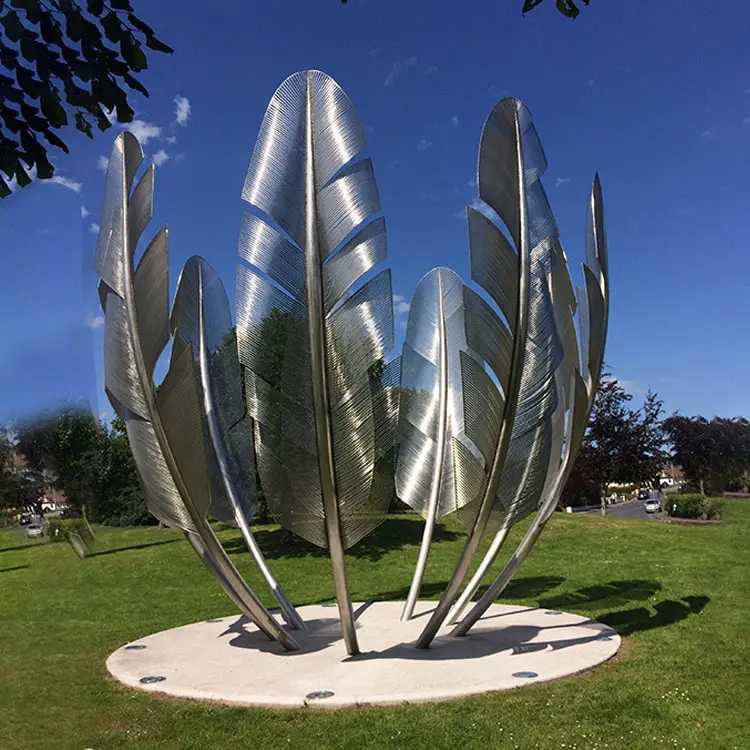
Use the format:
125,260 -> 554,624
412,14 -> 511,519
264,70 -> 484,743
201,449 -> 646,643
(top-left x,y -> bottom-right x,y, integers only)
95,133 -> 298,650
237,71 -> 393,550
171,256 -> 257,526
395,268 -> 484,520
237,71 -> 394,654
417,97 -> 565,648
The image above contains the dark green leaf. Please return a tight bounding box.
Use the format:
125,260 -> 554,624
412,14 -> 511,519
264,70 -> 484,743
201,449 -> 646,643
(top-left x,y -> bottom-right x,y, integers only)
17,65 -> 43,98
120,34 -> 147,71
19,37 -> 39,63
0,45 -> 19,70
126,12 -> 154,36
64,8 -> 84,43
114,99 -> 134,123
10,0 -> 41,25
87,0 -> 105,16
40,91 -> 68,127
0,176 -> 11,199
109,0 -> 134,10
556,0 -> 580,18
15,162 -> 32,187
74,111 -> 94,137
122,72 -> 148,97
101,12 -> 122,43
1,10 -> 25,43
43,127 -> 69,152
34,152 -> 54,179
144,35 -> 173,54
39,14 -> 64,46
522,0 -> 545,12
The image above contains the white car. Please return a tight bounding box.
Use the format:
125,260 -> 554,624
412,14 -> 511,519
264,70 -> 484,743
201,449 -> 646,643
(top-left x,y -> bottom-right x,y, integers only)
26,524 -> 44,538
644,498 -> 662,514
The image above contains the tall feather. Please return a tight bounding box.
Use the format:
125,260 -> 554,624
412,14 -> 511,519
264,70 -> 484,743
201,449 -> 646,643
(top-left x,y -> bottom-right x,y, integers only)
171,256 -> 305,630
452,175 -> 610,636
95,132 -> 298,651
395,267 -> 489,619
236,70 -> 394,655
417,97 -> 563,648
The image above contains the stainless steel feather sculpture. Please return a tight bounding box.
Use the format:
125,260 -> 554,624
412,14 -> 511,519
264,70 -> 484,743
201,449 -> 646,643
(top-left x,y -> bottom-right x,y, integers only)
415,97 -> 604,648
170,256 -> 305,630
95,76 -> 609,660
450,174 -> 608,636
396,266 -> 504,620
94,132 -> 299,651
235,70 -> 395,655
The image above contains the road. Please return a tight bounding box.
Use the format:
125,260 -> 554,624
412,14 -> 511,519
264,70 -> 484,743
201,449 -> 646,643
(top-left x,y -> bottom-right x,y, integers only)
603,498 -> 663,521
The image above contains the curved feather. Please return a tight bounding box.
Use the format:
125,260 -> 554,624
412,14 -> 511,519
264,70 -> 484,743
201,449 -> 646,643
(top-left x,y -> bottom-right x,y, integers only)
395,268 -> 489,618
417,97 -> 563,648
95,132 -> 298,651
452,175 -> 610,636
237,70 -> 394,655
171,256 -> 305,630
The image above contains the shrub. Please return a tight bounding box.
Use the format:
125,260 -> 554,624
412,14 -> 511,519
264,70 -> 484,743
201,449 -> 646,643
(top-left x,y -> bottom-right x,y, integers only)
666,494 -> 723,520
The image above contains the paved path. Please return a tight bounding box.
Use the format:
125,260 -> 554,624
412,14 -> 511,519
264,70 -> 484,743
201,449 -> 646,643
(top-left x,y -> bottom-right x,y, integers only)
604,499 -> 662,521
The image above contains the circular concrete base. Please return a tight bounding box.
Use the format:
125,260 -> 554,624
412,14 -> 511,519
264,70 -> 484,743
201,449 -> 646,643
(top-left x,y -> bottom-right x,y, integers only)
106,601 -> 620,708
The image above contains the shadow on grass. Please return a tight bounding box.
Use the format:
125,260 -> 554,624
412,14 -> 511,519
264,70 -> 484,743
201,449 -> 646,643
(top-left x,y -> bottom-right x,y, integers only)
0,541 -> 48,554
87,537 -> 182,558
599,595 -> 710,637
0,564 -> 29,573
223,517 -> 461,563
538,579 -> 662,612
367,576 -> 566,607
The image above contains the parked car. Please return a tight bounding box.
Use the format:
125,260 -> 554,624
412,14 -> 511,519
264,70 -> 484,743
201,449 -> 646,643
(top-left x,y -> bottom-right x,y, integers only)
19,513 -> 32,525
26,524 -> 44,538
637,489 -> 650,500
644,498 -> 662,514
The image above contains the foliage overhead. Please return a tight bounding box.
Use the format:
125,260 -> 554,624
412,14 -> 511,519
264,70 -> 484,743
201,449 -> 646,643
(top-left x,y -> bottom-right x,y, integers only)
0,0 -> 173,198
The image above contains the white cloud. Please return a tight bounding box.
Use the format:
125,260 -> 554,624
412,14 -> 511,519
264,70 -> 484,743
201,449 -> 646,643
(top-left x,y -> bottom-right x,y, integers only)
701,129 -> 713,139
97,155 -> 109,172
588,79 -> 599,93
556,177 -> 571,188
393,294 -> 411,327
81,205 -> 89,218
42,175 -> 83,193
384,56 -> 417,87
165,136 -> 177,144
152,149 -> 170,167
424,65 -> 439,75
746,87 -> 750,95
174,95 -> 191,126
468,197 -> 496,221
87,315 -> 105,330
467,178 -> 476,188
743,117 -> 750,126
416,139 -> 432,152
89,222 -> 100,235
451,115 -> 459,126
125,119 -> 162,145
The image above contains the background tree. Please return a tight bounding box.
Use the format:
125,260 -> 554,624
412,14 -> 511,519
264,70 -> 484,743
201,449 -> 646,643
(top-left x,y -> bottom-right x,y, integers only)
563,373 -> 667,515
664,415 -> 750,495
0,0 -> 172,197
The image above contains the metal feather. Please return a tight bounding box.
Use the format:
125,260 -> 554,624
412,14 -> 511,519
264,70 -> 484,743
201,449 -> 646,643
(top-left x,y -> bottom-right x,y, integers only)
452,175 -> 610,636
236,70 -> 394,655
395,267 -> 491,620
417,97 -> 562,649
95,132 -> 298,651
171,256 -> 305,630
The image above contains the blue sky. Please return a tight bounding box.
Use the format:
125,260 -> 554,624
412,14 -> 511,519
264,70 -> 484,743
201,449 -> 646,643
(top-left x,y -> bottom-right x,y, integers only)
1,0 -> 749,424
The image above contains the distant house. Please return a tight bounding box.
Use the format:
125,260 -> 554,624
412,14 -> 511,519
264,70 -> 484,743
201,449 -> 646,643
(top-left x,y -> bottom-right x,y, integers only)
660,463 -> 685,488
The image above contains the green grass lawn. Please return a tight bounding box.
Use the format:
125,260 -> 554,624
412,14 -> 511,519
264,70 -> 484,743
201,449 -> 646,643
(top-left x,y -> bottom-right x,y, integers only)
1,503 -> 749,750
